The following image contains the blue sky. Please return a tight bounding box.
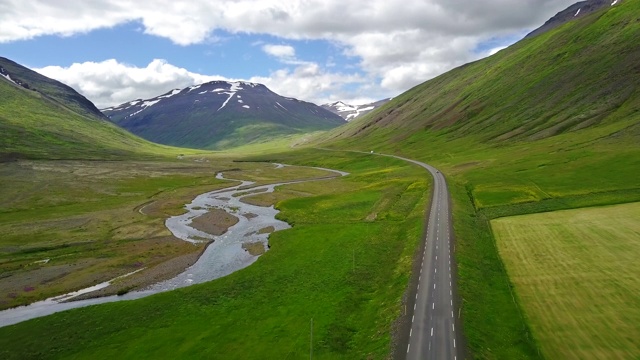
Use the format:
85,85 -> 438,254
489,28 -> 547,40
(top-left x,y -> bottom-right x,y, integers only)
0,0 -> 576,108
1,23 -> 357,78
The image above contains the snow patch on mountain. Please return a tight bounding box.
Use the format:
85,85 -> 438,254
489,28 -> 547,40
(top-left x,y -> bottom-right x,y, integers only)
229,82 -> 243,92
0,68 -> 16,85
142,99 -> 160,107
322,99 -> 390,121
159,89 -> 181,99
217,92 -> 235,111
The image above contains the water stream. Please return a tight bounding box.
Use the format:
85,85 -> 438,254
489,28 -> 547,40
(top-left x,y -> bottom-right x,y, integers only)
0,164 -> 348,327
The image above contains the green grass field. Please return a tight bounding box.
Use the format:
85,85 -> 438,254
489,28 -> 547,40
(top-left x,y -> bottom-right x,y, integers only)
492,202 -> 640,359
0,150 -> 430,359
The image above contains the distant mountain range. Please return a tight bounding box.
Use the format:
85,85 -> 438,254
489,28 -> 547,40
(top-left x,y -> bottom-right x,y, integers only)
526,0 -> 620,38
321,99 -> 391,121
102,81 -> 345,149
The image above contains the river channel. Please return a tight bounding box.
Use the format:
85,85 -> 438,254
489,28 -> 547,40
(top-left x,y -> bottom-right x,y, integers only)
0,164 -> 348,327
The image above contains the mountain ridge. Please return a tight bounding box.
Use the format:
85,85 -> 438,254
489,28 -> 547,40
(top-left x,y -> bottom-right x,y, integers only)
525,0 -> 621,38
0,57 -> 108,121
0,57 -> 177,160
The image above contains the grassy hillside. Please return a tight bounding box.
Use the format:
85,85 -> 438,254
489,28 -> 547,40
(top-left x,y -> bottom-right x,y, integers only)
314,1 -> 640,358
0,57 -> 107,121
0,77 -> 192,160
328,1 -> 639,145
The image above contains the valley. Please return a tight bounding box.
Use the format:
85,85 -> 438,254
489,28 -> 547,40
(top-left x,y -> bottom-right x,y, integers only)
0,151 -> 430,359
1,0 -> 639,359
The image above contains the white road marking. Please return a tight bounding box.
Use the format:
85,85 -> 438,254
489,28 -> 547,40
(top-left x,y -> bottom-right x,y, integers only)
431,328 -> 434,336
454,339 -> 456,348
407,344 -> 410,353
412,315 -> 415,322
452,324 -> 455,332
414,304 -> 417,310
434,284 -> 436,289
410,328 -> 412,337
432,303 -> 435,309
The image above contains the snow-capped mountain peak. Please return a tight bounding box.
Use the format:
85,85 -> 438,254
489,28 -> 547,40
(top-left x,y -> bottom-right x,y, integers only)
100,80 -> 345,149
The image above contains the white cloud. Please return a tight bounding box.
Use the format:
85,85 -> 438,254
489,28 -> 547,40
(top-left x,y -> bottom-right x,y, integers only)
250,62 -> 369,105
5,0 -> 580,104
35,59 -> 229,108
262,44 -> 295,59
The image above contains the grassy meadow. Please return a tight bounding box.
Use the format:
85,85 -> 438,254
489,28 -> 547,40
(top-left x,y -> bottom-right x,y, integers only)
0,157 -> 334,310
492,202 -> 640,359
0,150 -> 430,359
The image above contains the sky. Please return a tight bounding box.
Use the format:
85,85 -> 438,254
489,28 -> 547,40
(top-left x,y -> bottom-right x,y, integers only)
0,0 -> 577,108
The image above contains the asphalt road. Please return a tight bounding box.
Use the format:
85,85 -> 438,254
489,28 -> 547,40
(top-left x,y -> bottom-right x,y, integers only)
381,154 -> 460,360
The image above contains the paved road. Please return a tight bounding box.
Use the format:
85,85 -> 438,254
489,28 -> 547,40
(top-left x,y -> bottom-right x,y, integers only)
379,154 -> 460,360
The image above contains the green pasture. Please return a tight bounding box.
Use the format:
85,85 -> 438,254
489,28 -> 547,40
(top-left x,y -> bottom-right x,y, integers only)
492,203 -> 640,359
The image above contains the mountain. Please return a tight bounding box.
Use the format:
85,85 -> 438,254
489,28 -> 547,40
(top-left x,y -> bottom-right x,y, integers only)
0,57 -> 108,121
325,0 -> 637,147
0,57 -> 175,160
321,99 -> 391,121
526,0 -> 620,38
102,81 -> 346,150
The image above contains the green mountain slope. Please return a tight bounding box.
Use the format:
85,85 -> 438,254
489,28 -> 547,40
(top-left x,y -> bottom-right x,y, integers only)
328,0 -> 639,146
0,60 -> 181,160
0,57 -> 107,121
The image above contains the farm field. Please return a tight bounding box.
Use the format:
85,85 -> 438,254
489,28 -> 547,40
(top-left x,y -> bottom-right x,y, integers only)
492,202 -> 640,359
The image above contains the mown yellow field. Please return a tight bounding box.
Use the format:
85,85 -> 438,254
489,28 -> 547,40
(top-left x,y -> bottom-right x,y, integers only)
492,202 -> 640,359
